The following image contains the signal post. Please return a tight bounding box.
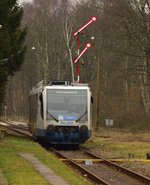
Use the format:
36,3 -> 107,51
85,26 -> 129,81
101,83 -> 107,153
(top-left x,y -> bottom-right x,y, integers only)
73,16 -> 97,82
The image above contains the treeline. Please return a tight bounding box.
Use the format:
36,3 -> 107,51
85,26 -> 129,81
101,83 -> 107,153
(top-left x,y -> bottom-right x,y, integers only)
5,0 -> 150,129
0,0 -> 26,113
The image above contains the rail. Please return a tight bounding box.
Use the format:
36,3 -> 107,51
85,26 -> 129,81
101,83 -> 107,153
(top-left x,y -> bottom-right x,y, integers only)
0,120 -> 33,139
51,148 -> 110,185
51,147 -> 150,185
81,148 -> 150,184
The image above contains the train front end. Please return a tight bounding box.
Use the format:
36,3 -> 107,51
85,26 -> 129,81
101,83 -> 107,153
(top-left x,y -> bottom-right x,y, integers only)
41,82 -> 91,145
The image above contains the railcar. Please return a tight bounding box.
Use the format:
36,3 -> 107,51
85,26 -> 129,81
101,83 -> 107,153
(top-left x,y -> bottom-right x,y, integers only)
29,81 -> 92,146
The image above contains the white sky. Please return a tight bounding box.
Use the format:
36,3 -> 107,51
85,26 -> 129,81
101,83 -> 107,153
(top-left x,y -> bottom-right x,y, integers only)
20,0 -> 33,3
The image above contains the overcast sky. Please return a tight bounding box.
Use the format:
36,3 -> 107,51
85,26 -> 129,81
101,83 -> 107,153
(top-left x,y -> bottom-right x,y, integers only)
20,0 -> 33,3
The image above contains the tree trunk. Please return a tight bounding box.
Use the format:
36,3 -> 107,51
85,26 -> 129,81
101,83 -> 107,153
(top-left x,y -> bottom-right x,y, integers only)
95,55 -> 100,130
12,76 -> 17,114
138,58 -> 150,118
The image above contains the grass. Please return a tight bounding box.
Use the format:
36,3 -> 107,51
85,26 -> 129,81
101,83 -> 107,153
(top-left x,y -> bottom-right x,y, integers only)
0,136 -> 92,185
84,129 -> 150,159
1,128 -> 150,184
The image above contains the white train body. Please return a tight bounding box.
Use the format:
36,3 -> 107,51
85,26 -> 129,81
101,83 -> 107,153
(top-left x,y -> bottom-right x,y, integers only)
29,81 -> 92,145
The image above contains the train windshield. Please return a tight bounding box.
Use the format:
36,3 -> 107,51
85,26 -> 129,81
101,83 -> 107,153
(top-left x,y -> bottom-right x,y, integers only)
46,89 -> 87,121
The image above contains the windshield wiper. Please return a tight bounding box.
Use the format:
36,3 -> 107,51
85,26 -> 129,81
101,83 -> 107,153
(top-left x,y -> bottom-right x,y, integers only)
47,111 -> 59,122
76,110 -> 87,122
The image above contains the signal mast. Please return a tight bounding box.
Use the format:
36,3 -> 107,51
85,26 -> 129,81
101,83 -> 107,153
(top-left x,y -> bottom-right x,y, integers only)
73,16 -> 97,82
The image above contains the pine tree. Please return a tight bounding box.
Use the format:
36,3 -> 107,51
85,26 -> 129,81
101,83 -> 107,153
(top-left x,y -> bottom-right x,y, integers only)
0,0 -> 26,112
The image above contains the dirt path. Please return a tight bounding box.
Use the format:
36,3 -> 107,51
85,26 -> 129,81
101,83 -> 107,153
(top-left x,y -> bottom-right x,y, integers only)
20,153 -> 69,185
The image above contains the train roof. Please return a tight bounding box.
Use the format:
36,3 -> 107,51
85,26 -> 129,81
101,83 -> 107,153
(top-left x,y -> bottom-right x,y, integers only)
30,81 -> 90,95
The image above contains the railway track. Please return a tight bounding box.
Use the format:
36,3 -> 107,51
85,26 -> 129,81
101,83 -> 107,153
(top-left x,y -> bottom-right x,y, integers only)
0,120 -> 33,139
1,120 -> 149,184
51,148 -> 150,185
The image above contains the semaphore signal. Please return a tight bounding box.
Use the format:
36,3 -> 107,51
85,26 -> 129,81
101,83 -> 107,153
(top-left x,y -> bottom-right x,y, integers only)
74,43 -> 92,64
73,16 -> 97,36
73,16 -> 97,82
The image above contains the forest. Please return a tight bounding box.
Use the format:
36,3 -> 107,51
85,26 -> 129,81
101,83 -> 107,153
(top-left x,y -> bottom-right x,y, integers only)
1,0 -> 150,130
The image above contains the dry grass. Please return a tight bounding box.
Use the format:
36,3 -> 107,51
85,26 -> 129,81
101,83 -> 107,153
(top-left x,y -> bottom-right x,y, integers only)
87,128 -> 150,159
93,127 -> 150,142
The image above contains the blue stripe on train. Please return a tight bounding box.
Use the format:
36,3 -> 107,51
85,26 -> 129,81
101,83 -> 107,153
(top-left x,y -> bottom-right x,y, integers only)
36,128 -> 91,144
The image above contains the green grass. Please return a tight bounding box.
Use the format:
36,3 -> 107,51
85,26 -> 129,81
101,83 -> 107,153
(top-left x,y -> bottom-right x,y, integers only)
0,136 -> 92,185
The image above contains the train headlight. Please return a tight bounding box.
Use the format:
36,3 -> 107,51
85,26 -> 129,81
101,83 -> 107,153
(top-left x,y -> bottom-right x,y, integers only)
47,125 -> 55,133
80,125 -> 88,133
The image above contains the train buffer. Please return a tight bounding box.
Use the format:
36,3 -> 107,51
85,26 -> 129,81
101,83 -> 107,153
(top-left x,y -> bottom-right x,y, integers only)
0,127 -> 7,140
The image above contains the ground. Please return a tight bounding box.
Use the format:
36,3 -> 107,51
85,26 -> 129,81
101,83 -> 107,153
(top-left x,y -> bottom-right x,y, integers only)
1,127 -> 150,184
0,135 -> 92,185
83,127 -> 150,178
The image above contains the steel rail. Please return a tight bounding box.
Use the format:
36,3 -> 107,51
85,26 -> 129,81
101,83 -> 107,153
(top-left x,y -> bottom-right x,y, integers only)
51,148 -> 111,185
81,148 -> 150,184
0,121 -> 33,139
0,120 -> 28,130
